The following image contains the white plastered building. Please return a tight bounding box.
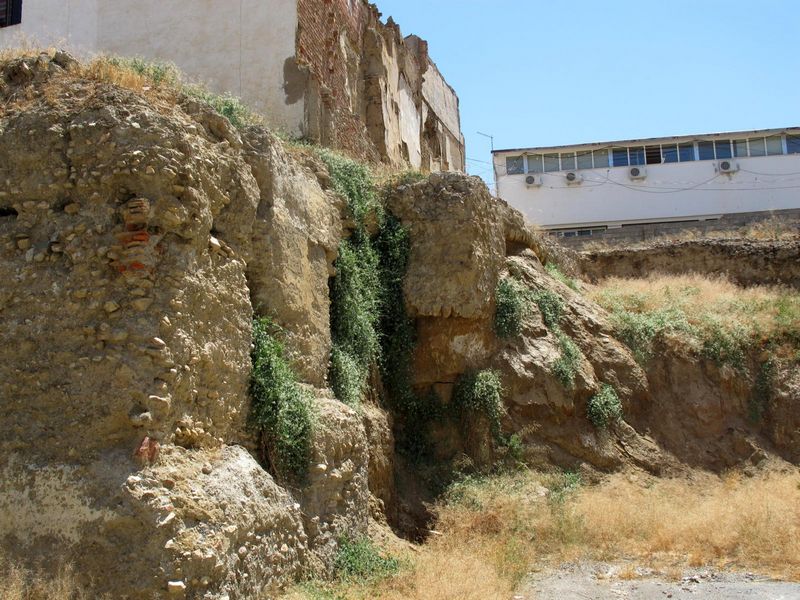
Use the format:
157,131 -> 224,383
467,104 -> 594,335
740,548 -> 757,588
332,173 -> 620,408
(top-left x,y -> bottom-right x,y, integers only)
493,128 -> 800,238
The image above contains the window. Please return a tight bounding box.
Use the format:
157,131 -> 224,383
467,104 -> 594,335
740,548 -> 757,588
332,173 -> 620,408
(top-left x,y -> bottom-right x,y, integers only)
560,152 -> 576,171
733,139 -> 748,158
526,154 -> 543,173
698,141 -> 715,160
662,144 -> 679,163
576,151 -> 593,170
612,147 -> 629,167
593,149 -> 609,168
678,143 -> 695,162
714,140 -> 732,159
787,135 -> 800,155
629,146 -> 645,166
766,135 -> 783,156
748,137 -> 766,157
543,153 -> 560,172
645,145 -> 662,165
506,156 -> 524,175
0,0 -> 22,28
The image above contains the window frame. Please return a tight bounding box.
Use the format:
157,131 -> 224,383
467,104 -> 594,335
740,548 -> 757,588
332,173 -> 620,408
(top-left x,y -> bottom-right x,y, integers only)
0,0 -> 22,28
505,156 -> 524,175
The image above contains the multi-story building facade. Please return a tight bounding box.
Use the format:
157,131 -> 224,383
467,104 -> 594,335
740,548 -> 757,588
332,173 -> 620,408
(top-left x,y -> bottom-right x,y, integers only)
493,128 -> 800,239
0,0 -> 465,172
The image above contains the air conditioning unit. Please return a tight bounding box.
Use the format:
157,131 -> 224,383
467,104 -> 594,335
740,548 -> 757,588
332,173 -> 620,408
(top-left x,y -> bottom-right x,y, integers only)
564,171 -> 582,184
525,174 -> 543,187
717,160 -> 739,174
628,166 -> 647,180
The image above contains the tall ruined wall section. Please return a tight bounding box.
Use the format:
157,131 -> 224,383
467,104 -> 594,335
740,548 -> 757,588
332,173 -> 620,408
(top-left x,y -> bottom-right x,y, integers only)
0,53 -> 381,599
296,0 -> 465,171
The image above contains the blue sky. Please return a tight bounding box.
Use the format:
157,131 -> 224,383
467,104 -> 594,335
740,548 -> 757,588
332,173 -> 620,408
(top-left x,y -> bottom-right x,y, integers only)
376,0 -> 800,186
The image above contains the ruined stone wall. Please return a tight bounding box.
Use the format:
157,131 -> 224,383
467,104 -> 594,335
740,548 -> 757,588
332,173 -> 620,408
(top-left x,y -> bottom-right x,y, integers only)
296,0 -> 465,171
0,52 -> 375,599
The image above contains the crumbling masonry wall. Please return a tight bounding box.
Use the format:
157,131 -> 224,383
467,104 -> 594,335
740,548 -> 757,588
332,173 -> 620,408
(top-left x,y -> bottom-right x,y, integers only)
296,0 -> 465,170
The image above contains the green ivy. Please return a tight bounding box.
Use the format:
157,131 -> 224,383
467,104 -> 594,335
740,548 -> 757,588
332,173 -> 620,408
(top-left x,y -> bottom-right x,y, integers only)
250,318 -> 313,482
317,149 -> 383,230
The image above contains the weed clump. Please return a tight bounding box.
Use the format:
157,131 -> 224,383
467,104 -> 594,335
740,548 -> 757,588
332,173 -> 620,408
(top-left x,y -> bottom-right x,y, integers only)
494,278 -> 528,338
101,56 -> 259,129
250,318 -> 313,482
453,370 -> 504,438
587,384 -> 623,428
611,307 -> 691,365
533,288 -> 565,330
699,318 -> 748,372
553,331 -> 582,388
333,537 -> 400,583
546,262 -> 579,291
106,56 -> 180,85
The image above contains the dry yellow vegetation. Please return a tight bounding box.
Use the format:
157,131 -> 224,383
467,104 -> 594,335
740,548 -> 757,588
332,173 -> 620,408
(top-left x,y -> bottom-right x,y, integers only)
290,468 -> 800,600
0,559 -> 95,600
589,273 -> 799,339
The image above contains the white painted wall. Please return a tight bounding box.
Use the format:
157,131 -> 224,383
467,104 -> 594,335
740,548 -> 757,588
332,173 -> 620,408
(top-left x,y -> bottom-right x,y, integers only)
421,61 -> 460,142
0,0 -> 98,49
0,0 -> 303,134
495,152 -> 800,229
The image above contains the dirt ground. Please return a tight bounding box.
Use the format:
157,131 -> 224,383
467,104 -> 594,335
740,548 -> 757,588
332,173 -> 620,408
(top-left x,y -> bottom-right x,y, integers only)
519,562 -> 800,600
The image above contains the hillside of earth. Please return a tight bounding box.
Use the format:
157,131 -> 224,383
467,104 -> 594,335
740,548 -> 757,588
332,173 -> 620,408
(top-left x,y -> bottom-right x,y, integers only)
1,50 -> 799,600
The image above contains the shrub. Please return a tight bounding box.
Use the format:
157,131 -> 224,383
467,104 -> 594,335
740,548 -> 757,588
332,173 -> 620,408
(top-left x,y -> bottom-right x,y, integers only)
494,278 -> 528,338
453,370 -> 505,438
333,537 -> 400,583
533,288 -> 565,330
250,318 -> 313,482
552,331 -> 582,389
587,384 -> 623,429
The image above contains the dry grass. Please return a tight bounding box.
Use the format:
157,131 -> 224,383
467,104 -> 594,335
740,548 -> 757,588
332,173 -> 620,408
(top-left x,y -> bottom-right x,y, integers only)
1,48 -> 259,129
573,471 -> 800,577
589,273 -> 800,340
0,557 -> 93,600
587,273 -> 800,368
289,468 -> 800,599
